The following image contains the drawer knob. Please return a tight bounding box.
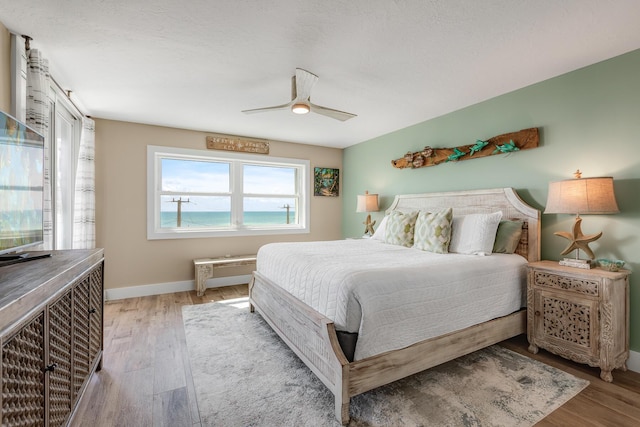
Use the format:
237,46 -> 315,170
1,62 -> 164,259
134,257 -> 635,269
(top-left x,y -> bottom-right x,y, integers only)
535,311 -> 541,317
43,363 -> 57,372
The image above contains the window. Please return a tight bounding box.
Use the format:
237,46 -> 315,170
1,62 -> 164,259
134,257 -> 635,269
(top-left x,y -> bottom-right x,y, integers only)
53,99 -> 80,249
147,145 -> 310,239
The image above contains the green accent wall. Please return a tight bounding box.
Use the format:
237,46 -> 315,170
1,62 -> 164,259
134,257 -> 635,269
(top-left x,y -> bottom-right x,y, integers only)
343,48 -> 640,351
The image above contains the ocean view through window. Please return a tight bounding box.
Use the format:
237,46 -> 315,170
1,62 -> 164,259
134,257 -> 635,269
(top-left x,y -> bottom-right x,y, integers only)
147,145 -> 309,239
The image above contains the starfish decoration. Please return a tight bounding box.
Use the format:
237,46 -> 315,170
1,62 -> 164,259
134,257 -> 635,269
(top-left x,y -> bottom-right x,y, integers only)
363,215 -> 376,236
555,216 -> 602,259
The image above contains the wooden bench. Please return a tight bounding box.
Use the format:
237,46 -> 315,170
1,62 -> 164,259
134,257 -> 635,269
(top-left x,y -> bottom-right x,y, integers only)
193,255 -> 257,296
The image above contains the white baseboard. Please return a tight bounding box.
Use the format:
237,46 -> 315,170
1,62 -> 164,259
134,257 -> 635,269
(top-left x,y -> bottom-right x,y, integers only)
628,349 -> 640,373
104,274 -> 252,301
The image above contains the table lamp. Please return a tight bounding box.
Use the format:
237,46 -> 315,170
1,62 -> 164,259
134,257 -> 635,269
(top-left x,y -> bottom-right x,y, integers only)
356,190 -> 379,237
544,170 -> 619,268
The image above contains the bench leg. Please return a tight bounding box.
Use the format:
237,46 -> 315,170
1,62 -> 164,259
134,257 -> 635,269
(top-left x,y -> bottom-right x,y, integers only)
194,264 -> 213,296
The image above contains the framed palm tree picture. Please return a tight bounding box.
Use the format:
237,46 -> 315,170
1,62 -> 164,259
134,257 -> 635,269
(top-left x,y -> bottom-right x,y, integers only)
314,167 -> 339,197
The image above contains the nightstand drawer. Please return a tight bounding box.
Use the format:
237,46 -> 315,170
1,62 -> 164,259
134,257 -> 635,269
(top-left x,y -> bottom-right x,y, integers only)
533,271 -> 599,296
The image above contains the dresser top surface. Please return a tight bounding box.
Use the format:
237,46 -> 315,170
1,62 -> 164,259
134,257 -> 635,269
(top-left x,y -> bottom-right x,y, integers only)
0,249 -> 104,333
528,260 -> 630,278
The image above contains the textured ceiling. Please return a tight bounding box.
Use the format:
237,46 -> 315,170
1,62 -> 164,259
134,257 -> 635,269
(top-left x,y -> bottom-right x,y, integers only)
2,1 -> 640,148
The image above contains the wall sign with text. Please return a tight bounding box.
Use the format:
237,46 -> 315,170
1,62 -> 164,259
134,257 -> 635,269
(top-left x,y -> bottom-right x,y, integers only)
206,135 -> 270,154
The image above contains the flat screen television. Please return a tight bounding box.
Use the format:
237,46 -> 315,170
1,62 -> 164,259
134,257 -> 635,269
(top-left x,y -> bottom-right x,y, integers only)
0,110 -> 45,257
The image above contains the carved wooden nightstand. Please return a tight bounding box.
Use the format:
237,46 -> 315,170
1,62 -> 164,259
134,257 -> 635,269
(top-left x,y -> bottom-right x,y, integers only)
527,260 -> 630,382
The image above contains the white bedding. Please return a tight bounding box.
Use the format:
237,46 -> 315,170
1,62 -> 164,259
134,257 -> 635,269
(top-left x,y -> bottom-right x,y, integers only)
257,239 -> 527,361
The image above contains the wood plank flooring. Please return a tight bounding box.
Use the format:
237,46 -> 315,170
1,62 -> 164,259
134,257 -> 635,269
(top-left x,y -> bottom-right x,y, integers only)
71,285 -> 640,426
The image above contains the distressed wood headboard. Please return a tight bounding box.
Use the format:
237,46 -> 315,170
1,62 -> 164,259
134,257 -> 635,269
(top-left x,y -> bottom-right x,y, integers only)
386,187 -> 540,261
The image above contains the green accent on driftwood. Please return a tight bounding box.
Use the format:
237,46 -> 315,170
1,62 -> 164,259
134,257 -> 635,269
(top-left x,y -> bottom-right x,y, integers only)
446,147 -> 467,162
493,140 -> 520,154
469,140 -> 489,156
391,127 -> 539,169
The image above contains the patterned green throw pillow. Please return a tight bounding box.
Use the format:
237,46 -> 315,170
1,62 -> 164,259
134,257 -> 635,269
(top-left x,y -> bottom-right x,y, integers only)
384,211 -> 419,247
413,208 -> 453,253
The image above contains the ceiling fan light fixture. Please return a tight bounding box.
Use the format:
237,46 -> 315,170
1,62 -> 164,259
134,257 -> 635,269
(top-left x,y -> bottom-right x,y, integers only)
242,69 -> 356,120
291,103 -> 310,114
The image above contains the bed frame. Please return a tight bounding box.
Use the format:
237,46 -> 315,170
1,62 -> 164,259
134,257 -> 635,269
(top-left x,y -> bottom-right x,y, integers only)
249,187 -> 540,424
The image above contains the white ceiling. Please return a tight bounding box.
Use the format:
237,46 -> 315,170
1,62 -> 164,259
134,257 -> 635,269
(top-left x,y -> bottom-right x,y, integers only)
2,1 -> 640,148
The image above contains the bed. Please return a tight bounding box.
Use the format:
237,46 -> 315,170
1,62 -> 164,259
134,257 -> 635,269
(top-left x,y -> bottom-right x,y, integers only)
249,187 -> 540,424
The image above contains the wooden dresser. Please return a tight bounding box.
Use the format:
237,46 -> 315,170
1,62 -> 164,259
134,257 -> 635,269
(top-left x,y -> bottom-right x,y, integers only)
0,249 -> 104,427
526,260 -> 630,382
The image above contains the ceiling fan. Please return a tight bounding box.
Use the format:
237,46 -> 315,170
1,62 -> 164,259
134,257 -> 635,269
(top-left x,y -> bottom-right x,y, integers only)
242,68 -> 357,121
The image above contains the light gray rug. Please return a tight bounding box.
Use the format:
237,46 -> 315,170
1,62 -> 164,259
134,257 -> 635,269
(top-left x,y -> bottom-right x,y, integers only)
182,299 -> 588,427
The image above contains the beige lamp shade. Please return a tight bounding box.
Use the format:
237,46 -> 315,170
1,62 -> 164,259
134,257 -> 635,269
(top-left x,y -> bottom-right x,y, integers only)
544,177 -> 619,215
356,191 -> 379,213
545,176 -> 619,262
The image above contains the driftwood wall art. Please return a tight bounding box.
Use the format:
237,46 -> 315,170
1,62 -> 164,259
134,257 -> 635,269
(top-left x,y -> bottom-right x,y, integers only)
391,127 -> 539,169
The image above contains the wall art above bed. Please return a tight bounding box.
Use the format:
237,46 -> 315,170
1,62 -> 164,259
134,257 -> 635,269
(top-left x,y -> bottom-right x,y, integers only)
391,127 -> 539,169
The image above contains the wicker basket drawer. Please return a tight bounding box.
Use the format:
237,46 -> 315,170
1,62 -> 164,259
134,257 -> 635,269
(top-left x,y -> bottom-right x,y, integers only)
533,271 -> 599,296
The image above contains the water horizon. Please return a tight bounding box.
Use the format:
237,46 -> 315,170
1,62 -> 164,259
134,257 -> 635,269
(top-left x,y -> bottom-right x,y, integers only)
160,210 -> 296,228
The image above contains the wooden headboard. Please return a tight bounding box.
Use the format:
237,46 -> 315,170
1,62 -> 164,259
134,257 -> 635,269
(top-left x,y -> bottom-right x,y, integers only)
386,187 -> 540,262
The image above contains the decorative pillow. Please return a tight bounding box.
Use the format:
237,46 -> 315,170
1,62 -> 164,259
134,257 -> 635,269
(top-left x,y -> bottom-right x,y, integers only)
493,219 -> 524,254
371,215 -> 388,241
384,211 -> 419,247
413,208 -> 453,253
449,211 -> 503,255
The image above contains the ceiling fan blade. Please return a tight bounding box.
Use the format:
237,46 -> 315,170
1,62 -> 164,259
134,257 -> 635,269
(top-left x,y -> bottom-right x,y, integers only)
242,69 -> 356,121
309,103 -> 357,121
242,101 -> 293,114
293,68 -> 318,101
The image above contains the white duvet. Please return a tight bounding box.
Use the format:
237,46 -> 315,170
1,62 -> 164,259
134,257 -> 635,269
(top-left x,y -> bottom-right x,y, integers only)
256,239 -> 527,360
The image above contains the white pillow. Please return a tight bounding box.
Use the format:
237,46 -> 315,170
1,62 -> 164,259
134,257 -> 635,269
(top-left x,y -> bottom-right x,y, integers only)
449,212 -> 503,255
371,215 -> 388,241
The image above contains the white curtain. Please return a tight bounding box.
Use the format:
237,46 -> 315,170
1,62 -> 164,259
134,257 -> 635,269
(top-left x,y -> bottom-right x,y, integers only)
72,117 -> 96,249
26,49 -> 53,250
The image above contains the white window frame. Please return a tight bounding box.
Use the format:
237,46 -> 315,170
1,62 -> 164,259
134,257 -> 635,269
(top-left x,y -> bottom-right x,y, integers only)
10,34 -> 27,122
147,145 -> 310,239
51,96 -> 81,249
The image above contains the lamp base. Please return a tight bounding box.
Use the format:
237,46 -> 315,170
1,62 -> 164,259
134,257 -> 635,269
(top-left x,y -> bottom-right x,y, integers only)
555,216 -> 602,260
363,214 -> 376,237
559,258 -> 594,269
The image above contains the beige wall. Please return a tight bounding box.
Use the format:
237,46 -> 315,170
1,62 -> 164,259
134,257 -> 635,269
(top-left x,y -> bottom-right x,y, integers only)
0,23 -> 11,112
95,119 -> 343,290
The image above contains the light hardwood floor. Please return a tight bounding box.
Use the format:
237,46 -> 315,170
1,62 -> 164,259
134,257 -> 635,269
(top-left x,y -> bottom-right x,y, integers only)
71,285 -> 640,426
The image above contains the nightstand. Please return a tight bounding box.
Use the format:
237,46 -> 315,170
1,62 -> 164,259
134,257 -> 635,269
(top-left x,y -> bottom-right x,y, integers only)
526,260 -> 630,382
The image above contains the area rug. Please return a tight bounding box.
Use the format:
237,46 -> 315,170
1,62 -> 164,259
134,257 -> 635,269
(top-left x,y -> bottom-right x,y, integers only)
182,299 -> 588,427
